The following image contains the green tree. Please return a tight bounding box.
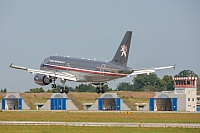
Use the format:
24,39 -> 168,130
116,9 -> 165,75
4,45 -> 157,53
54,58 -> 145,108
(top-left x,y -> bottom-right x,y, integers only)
132,73 -> 160,91
161,75 -> 174,91
75,84 -> 96,92
132,73 -> 174,92
140,85 -> 158,92
103,84 -> 112,92
47,86 -> 75,93
3,88 -> 7,92
25,87 -> 45,93
0,88 -> 7,93
116,82 -> 134,91
47,88 -> 58,93
46,89 -> 51,93
174,70 -> 198,77
75,84 -> 112,92
68,86 -> 75,92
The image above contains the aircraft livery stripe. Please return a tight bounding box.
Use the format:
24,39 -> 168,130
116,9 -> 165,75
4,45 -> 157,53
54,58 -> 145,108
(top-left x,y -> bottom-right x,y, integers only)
43,64 -> 127,77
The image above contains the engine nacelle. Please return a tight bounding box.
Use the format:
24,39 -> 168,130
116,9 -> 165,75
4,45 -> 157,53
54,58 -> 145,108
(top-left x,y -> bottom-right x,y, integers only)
118,68 -> 133,74
34,74 -> 52,86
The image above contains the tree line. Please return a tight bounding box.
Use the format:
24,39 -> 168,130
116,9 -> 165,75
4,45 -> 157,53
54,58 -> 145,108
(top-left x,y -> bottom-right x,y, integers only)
0,88 -> 7,93
25,84 -> 112,93
24,69 -> 199,93
117,74 -> 174,92
117,69 -> 199,92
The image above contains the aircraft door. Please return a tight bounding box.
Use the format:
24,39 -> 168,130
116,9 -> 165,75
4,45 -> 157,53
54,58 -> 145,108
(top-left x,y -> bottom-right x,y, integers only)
42,57 -> 50,68
100,64 -> 106,76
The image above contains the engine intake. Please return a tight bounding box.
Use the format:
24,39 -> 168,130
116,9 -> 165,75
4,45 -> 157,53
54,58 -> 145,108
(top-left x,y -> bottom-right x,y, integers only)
34,74 -> 52,86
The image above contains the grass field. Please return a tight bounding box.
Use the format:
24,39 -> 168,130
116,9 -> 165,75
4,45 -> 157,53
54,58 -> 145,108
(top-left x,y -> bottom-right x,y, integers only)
1,92 -> 199,132
0,111 -> 199,132
0,125 -> 199,133
0,111 -> 199,123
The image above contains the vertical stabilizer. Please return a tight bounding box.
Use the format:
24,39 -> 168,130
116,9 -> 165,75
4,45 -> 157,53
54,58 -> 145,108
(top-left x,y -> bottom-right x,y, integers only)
110,31 -> 132,66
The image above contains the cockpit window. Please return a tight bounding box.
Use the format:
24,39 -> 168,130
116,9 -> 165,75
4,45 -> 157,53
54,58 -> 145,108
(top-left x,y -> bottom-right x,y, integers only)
42,57 -> 50,64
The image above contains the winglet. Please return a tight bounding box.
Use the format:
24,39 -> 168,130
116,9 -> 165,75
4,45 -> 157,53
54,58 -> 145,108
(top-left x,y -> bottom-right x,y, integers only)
173,64 -> 176,69
9,63 -> 13,68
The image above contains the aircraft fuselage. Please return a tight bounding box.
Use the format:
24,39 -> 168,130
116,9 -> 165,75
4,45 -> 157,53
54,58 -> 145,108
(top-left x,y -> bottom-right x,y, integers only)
40,56 -> 133,83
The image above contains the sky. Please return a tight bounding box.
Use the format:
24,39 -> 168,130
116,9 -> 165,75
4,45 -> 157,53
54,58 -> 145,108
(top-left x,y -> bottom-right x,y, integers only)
0,0 -> 199,92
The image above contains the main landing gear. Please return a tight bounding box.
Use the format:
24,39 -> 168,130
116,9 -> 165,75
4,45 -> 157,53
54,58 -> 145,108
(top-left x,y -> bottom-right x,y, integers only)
59,86 -> 69,94
59,85 -> 69,94
51,79 -> 69,94
96,86 -> 105,94
93,83 -> 106,94
60,79 -> 69,94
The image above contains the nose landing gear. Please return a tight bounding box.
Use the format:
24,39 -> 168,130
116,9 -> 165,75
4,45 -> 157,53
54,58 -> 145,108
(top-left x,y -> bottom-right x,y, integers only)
51,78 -> 57,88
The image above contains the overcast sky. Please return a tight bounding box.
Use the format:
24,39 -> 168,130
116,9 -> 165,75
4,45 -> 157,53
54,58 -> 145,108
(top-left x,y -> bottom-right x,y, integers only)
0,0 -> 199,92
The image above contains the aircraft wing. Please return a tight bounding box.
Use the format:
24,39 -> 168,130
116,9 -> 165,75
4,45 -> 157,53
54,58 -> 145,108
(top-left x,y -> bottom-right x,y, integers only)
9,64 -> 77,81
130,65 -> 175,75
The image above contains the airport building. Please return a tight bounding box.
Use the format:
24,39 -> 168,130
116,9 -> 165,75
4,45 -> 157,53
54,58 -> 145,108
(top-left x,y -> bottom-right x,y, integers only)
89,93 -> 130,111
40,93 -> 78,110
197,95 -> 200,111
83,103 -> 93,110
0,93 -> 30,110
148,77 -> 198,111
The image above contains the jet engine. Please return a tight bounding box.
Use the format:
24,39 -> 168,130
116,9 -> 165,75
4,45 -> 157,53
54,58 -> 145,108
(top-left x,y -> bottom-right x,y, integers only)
34,74 -> 52,86
118,68 -> 133,74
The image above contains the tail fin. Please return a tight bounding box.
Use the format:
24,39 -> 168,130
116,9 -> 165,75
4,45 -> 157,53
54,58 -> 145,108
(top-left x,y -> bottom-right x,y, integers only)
110,31 -> 132,66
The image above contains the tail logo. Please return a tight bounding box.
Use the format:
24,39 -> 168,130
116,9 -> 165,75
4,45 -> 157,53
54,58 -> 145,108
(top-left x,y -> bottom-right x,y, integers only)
120,44 -> 127,57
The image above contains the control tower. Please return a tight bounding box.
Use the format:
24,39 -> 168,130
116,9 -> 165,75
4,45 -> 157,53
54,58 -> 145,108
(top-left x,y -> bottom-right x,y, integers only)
174,77 -> 197,111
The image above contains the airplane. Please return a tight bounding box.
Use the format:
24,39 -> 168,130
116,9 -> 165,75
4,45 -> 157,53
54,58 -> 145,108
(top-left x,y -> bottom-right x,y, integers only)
10,31 -> 175,94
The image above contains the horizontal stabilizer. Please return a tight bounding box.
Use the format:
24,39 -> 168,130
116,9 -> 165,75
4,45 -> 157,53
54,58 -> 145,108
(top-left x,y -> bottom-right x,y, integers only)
130,65 -> 175,75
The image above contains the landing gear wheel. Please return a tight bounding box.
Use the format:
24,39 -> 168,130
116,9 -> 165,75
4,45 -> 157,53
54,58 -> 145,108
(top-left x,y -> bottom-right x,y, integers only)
60,79 -> 69,94
96,87 -> 100,94
65,87 -> 69,94
51,84 -> 57,88
100,87 -> 105,93
60,87 -> 64,93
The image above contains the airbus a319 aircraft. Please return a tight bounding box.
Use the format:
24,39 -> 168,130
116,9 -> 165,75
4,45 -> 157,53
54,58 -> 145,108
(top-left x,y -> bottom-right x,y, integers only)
10,31 -> 175,94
